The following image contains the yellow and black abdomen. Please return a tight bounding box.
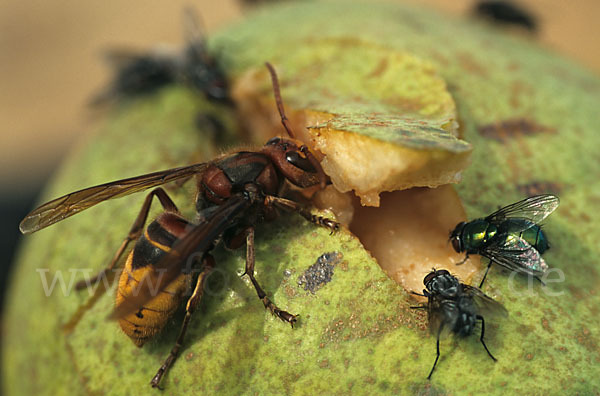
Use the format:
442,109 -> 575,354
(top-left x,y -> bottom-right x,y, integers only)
116,217 -> 192,347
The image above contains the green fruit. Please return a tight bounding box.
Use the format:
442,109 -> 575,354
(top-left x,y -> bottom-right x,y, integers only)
4,1 -> 599,395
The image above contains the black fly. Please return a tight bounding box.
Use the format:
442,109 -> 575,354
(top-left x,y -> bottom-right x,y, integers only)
473,0 -> 537,32
412,269 -> 507,379
91,7 -> 230,106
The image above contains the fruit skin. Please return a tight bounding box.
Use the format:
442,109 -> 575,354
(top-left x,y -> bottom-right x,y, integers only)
4,1 -> 600,395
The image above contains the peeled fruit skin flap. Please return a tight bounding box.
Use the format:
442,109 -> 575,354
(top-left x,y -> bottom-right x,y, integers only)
233,39 -> 472,206
3,1 -> 600,396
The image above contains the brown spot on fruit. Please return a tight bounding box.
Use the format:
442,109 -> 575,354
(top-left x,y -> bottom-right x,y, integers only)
457,52 -> 488,77
517,181 -> 565,196
364,376 -> 376,385
478,118 -> 556,142
368,58 -> 389,78
575,327 -> 598,355
541,318 -> 553,333
509,80 -> 534,110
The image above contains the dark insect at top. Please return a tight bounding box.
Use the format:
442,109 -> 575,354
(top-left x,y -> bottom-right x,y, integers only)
474,0 -> 538,32
100,53 -> 177,99
91,7 -> 231,106
450,194 -> 559,286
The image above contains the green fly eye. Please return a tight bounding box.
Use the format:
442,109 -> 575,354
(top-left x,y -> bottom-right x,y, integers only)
451,236 -> 462,253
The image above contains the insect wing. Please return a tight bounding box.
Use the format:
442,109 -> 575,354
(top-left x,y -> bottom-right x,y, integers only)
427,296 -> 457,339
181,6 -> 213,74
20,163 -> 207,234
481,234 -> 548,277
181,7 -> 230,103
182,6 -> 206,49
110,194 -> 251,320
101,48 -> 149,69
461,284 -> 508,319
485,194 -> 559,227
155,194 -> 249,274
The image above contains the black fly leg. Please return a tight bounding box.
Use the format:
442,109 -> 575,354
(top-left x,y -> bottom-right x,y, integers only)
477,315 -> 497,362
428,325 -> 444,380
456,253 -> 470,266
536,276 -> 546,286
242,227 -> 297,327
478,260 -> 494,288
151,255 -> 215,389
75,188 -> 180,290
265,195 -> 340,234
410,291 -> 428,309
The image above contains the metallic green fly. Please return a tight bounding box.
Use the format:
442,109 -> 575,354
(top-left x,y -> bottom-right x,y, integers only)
449,194 -> 559,287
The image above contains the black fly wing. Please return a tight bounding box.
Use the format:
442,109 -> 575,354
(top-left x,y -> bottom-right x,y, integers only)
485,194 -> 559,227
20,163 -> 208,234
180,7 -> 230,103
480,234 -> 548,277
101,48 -> 154,70
461,284 -> 508,319
182,6 -> 206,49
89,47 -> 179,106
110,194 -> 251,320
427,296 -> 457,339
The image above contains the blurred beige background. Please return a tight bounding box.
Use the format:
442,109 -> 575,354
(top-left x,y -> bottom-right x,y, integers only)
0,0 -> 241,191
0,0 -> 598,192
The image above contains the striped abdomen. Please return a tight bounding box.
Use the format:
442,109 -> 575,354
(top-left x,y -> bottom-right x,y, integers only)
499,219 -> 549,254
116,214 -> 192,347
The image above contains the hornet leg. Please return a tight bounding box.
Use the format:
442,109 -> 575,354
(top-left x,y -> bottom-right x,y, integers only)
265,195 -> 339,234
242,227 -> 297,327
150,255 -> 215,389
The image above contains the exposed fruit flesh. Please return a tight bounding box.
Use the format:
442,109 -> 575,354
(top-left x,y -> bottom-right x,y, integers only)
234,76 -> 482,292
350,185 -> 481,294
